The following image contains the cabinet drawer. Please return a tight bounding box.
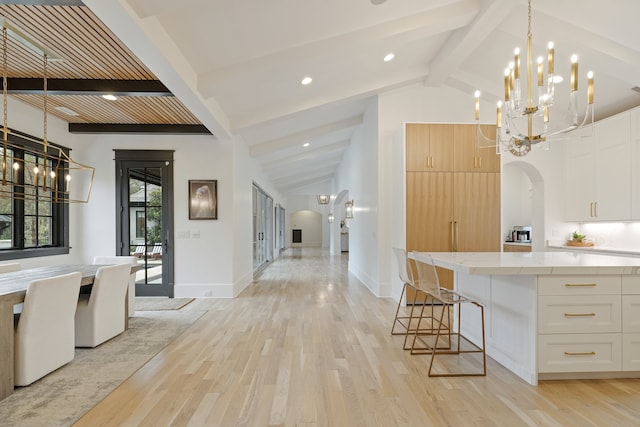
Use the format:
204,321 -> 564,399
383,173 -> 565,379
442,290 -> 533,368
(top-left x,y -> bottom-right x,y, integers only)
538,295 -> 621,334
622,275 -> 640,294
623,333 -> 640,371
623,295 -> 640,333
538,333 -> 621,373
538,275 -> 621,296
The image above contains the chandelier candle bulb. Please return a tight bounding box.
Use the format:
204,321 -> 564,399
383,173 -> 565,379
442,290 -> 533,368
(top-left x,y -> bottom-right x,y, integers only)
504,68 -> 511,101
587,71 -> 594,104
570,54 -> 578,92
537,57 -> 544,86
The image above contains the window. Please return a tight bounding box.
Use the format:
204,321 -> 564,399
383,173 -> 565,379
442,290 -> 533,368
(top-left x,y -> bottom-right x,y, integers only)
0,129 -> 70,260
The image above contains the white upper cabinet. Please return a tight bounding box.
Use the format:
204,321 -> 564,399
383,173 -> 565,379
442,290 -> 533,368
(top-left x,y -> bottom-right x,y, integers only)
631,108 -> 640,220
565,110 -> 631,222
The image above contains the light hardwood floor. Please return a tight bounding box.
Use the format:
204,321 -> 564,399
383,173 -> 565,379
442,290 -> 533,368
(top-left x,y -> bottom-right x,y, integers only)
75,248 -> 640,427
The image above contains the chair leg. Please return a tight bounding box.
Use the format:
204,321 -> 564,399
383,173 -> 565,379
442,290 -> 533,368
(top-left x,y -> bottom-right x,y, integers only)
391,284 -> 408,335
427,301 -> 487,377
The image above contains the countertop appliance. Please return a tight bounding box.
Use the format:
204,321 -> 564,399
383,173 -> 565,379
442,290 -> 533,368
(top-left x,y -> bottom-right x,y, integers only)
513,226 -> 532,243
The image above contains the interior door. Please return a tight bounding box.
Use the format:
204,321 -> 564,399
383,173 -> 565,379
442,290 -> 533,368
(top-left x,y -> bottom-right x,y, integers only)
115,151 -> 174,297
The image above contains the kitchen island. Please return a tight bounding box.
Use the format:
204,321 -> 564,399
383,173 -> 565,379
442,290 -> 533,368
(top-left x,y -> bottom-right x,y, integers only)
411,251 -> 640,385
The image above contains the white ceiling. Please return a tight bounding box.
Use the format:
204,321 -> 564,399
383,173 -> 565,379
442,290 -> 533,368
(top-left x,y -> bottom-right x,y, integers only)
84,0 -> 640,196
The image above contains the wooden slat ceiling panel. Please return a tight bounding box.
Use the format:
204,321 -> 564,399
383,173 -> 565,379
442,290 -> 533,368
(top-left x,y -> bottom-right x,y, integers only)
13,94 -> 201,124
0,4 -> 154,79
0,4 -> 204,130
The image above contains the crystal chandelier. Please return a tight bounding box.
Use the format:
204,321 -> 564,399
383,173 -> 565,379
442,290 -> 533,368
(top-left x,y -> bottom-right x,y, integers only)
474,0 -> 594,156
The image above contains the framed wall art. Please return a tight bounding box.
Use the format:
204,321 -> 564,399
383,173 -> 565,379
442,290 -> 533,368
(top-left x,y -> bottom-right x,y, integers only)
188,180 -> 217,220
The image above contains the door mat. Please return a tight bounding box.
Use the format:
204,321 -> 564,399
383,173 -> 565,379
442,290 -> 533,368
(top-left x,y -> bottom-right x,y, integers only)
135,297 -> 194,311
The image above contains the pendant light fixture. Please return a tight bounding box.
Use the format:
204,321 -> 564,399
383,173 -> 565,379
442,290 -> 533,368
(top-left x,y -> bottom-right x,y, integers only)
0,19 -> 94,203
474,0 -> 594,156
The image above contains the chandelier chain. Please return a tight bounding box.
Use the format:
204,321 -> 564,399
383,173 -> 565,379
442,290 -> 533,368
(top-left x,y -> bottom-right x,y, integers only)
2,27 -> 7,185
527,0 -> 532,38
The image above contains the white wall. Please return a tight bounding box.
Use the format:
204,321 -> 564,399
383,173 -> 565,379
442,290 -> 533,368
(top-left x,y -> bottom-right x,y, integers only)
290,210 -> 322,247
336,97 -> 382,295
502,164 -> 533,237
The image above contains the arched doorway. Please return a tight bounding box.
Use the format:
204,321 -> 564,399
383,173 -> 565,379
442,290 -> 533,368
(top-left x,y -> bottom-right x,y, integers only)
503,161 -> 545,250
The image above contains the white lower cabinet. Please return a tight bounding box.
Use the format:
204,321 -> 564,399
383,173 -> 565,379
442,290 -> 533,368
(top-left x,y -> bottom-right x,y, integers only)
537,274 -> 638,375
622,333 -> 640,371
538,333 -> 621,373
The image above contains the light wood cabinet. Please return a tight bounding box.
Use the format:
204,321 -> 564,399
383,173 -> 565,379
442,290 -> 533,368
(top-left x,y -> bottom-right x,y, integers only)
565,111 -> 631,221
405,123 -> 500,297
405,123 -> 454,172
453,124 -> 500,172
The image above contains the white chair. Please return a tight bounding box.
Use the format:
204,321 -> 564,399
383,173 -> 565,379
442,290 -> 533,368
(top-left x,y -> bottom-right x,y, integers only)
92,255 -> 137,317
14,272 -> 81,386
75,263 -> 132,348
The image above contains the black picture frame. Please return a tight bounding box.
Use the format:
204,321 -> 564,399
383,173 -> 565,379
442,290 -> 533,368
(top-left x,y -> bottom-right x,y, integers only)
188,180 -> 217,220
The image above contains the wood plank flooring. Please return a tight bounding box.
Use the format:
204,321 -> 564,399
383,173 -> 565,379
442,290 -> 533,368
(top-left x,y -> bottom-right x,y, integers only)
75,248 -> 640,426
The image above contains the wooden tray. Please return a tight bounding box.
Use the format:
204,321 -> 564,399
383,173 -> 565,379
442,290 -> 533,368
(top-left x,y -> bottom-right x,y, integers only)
566,240 -> 594,247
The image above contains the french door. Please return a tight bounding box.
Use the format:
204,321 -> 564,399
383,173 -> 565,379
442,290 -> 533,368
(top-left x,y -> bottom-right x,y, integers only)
253,183 -> 273,272
115,150 -> 174,297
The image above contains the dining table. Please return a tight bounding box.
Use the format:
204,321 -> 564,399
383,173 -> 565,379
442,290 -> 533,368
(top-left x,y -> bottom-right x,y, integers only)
0,264 -> 139,400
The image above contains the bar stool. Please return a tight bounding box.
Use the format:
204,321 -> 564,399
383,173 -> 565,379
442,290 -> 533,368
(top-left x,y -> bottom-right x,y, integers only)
410,253 -> 486,377
391,248 -> 439,350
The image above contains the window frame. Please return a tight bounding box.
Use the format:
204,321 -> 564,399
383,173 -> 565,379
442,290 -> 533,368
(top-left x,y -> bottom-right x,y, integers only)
0,128 -> 70,261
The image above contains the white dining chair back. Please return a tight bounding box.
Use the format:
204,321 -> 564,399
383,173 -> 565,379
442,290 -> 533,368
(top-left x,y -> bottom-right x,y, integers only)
93,255 -> 137,317
14,272 -> 81,386
75,263 -> 132,347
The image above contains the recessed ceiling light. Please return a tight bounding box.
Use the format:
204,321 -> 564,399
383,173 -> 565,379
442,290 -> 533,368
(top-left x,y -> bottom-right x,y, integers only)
102,94 -> 117,101
301,76 -> 312,85
54,106 -> 78,116
371,0 -> 387,4
384,53 -> 395,62
303,142 -> 310,147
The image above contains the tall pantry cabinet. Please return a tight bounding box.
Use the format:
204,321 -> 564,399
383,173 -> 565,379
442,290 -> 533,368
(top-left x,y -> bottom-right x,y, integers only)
405,123 -> 501,296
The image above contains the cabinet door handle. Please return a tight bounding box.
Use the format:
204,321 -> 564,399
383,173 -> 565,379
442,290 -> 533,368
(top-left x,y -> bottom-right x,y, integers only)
564,312 -> 596,317
589,202 -> 593,217
594,201 -> 598,217
564,351 -> 596,356
565,283 -> 597,287
430,156 -> 434,168
454,221 -> 459,252
479,157 -> 482,168
450,221 -> 454,251
474,156 -> 477,168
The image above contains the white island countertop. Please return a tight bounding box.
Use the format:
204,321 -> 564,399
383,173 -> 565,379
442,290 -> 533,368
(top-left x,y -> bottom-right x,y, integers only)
412,251 -> 640,276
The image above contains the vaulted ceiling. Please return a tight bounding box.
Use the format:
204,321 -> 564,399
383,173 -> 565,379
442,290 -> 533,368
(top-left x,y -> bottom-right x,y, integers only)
3,0 -> 640,196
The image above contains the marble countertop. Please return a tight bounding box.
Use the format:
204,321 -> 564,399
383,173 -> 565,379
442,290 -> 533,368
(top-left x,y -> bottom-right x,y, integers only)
411,251 -> 640,275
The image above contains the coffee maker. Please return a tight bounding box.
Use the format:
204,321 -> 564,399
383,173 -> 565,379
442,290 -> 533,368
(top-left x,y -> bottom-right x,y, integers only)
513,226 -> 532,243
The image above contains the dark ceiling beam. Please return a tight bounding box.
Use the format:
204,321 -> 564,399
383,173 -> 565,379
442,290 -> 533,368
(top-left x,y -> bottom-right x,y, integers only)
7,78 -> 172,97
68,123 -> 212,135
0,1 -> 85,6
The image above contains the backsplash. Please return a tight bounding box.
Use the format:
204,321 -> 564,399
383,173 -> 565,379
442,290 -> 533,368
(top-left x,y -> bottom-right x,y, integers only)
578,223 -> 640,250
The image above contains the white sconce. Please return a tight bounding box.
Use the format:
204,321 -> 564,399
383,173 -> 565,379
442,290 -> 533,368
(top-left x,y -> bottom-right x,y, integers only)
317,194 -> 330,204
345,200 -> 354,218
